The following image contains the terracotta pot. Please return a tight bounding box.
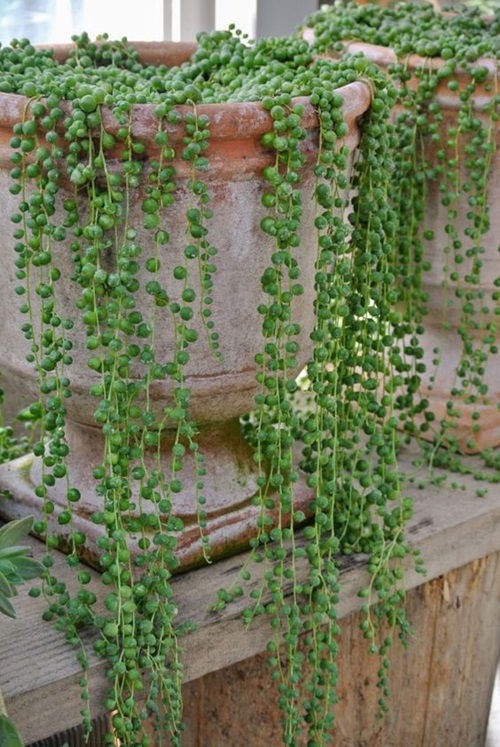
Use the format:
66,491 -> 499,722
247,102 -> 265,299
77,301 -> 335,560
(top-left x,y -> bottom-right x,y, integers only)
304,32 -> 500,452
0,42 -> 371,566
347,0 -> 441,8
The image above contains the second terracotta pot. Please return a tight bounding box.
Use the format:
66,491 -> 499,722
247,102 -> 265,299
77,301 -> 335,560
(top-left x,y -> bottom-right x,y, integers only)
304,33 -> 500,452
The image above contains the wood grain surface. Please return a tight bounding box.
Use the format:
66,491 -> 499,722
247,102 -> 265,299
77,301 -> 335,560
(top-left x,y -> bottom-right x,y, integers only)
1,447 -> 499,743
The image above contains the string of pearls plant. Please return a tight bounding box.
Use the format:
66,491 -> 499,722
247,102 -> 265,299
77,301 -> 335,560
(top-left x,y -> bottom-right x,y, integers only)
0,4 -> 496,743
306,1 -> 500,482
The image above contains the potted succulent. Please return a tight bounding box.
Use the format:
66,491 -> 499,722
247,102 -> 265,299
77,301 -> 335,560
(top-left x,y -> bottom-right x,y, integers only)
0,38 -> 371,566
0,28 -> 422,747
304,1 -> 500,454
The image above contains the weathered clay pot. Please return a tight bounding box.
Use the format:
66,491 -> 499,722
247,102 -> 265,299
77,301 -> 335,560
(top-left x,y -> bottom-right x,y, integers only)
304,31 -> 500,452
0,42 -> 371,566
348,0 -> 441,7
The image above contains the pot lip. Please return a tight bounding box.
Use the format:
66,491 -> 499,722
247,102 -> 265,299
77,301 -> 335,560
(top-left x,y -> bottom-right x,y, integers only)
302,28 -> 497,76
0,40 -> 371,140
34,39 -> 198,64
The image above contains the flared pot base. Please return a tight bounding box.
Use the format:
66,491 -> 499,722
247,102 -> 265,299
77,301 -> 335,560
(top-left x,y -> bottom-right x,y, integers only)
0,420 -> 315,569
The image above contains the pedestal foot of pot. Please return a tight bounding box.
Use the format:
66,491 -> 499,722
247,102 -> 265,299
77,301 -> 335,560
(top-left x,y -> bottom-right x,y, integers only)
0,419 -> 314,569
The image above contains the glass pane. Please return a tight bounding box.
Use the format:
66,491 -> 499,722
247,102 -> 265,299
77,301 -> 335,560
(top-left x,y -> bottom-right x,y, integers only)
0,0 -> 164,46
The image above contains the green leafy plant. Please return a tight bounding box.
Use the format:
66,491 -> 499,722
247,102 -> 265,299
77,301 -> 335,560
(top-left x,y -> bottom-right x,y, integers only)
0,9 -> 496,746
306,1 -> 499,477
462,0 -> 500,14
0,708 -> 23,747
0,515 -> 44,616
0,515 -> 44,747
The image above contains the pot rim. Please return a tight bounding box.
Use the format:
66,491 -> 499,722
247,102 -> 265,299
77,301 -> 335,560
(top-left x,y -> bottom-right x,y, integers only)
0,40 -> 371,142
302,29 -> 497,77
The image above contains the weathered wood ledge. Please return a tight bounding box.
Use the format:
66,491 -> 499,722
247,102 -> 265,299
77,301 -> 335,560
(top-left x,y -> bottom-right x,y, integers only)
1,447 -> 500,744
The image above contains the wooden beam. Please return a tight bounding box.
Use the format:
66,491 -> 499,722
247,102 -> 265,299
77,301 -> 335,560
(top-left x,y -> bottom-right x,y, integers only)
1,447 -> 500,743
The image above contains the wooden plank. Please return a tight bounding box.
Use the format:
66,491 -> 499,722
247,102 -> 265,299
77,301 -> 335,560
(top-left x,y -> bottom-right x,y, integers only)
180,553 -> 500,746
1,447 -> 500,743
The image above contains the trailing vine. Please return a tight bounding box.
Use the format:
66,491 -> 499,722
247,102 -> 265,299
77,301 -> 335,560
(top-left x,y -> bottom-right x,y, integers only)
0,8 -> 495,745
305,1 -> 500,480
